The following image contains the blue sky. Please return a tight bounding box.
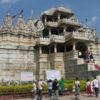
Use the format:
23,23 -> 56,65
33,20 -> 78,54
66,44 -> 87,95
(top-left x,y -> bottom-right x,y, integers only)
0,0 -> 100,36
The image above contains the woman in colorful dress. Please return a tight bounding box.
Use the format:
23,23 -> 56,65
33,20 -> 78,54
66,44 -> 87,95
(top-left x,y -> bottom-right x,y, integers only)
86,79 -> 93,97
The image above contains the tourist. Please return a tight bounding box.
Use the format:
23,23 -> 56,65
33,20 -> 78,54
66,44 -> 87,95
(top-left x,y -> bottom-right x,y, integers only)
48,79 -> 53,99
86,79 -> 93,97
59,78 -> 64,96
74,77 -> 80,100
90,53 -> 94,62
78,51 -> 82,58
33,81 -> 37,100
52,79 -> 59,100
93,77 -> 99,97
38,79 -> 43,100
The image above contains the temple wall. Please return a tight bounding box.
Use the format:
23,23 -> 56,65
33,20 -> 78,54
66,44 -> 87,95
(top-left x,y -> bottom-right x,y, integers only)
0,48 -> 36,81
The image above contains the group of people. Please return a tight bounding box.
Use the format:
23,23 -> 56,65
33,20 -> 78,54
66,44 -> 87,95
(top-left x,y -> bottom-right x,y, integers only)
73,77 -> 99,100
32,77 -> 99,100
86,77 -> 99,97
32,78 -> 64,100
47,78 -> 64,100
33,79 -> 43,100
78,51 -> 94,63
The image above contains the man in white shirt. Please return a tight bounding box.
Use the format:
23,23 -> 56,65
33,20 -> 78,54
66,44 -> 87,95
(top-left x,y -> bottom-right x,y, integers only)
38,79 -> 43,100
93,77 -> 99,97
33,81 -> 37,100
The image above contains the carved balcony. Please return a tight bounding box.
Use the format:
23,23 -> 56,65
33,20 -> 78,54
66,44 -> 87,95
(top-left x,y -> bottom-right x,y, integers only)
45,21 -> 58,27
59,18 -> 81,26
65,31 -> 96,41
50,35 -> 65,43
36,37 -> 50,45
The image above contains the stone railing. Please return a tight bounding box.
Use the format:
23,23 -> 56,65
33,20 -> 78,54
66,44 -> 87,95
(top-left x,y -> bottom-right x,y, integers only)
50,35 -> 65,43
36,37 -> 50,45
45,21 -> 58,27
59,18 -> 81,26
65,31 -> 95,41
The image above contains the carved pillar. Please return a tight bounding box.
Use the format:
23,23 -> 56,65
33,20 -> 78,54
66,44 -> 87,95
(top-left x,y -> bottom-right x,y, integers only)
64,45 -> 66,53
63,26 -> 66,35
44,16 -> 47,23
73,42 -> 76,50
54,44 -> 57,53
58,13 -> 60,20
63,26 -> 66,33
39,46 -> 42,54
49,28 -> 51,37
49,46 -> 51,54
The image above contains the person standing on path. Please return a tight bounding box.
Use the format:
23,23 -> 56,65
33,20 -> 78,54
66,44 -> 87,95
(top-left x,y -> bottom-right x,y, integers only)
32,81 -> 37,100
48,79 -> 53,99
52,79 -> 59,100
59,78 -> 64,96
93,77 -> 99,97
86,79 -> 93,97
74,77 -> 80,100
38,79 -> 43,100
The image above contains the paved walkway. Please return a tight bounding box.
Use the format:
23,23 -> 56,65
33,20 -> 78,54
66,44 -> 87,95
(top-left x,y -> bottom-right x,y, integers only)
14,93 -> 100,100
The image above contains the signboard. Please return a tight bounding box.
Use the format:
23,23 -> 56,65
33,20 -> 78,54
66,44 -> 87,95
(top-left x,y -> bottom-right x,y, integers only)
45,70 -> 61,80
21,72 -> 35,82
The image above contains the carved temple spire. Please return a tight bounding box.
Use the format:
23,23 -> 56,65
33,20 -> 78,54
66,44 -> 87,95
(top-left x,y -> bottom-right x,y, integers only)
16,14 -> 26,30
3,12 -> 13,28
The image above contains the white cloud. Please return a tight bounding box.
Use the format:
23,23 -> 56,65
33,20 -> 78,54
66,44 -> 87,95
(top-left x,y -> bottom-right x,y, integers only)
0,0 -> 19,4
87,16 -> 98,27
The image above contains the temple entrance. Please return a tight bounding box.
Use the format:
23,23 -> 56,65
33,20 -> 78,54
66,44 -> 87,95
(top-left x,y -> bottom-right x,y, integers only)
76,42 -> 87,52
76,42 -> 88,59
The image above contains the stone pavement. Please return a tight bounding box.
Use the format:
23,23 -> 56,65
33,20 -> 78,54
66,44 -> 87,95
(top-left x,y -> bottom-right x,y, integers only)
14,93 -> 100,100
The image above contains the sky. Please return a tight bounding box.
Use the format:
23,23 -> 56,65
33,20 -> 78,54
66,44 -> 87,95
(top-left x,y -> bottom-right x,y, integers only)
0,0 -> 100,36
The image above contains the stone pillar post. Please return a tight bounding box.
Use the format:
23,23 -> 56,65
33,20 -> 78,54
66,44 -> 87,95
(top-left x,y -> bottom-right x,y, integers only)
64,45 -> 66,53
54,44 -> 57,53
63,26 -> 66,35
63,26 -> 66,33
73,42 -> 76,50
58,13 -> 60,20
49,28 -> 51,37
44,16 -> 47,23
49,46 -> 51,54
39,46 -> 42,54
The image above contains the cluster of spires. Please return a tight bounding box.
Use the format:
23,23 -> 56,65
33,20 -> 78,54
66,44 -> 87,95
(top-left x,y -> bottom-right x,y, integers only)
0,11 -> 44,36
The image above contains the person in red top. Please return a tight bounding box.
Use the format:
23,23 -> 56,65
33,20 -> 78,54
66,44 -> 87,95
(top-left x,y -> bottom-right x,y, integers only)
86,79 -> 93,97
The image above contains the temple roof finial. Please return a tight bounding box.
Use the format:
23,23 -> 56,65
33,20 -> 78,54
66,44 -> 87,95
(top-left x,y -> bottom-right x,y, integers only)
3,11 -> 13,28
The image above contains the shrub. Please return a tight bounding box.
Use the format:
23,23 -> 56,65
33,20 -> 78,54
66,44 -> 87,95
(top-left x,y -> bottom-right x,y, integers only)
0,80 -> 86,96
0,85 -> 32,96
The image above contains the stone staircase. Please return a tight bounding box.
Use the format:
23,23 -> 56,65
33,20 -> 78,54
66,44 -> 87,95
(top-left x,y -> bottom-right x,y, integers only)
65,57 -> 100,79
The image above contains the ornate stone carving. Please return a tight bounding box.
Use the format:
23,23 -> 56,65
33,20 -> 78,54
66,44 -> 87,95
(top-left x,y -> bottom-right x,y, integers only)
3,13 -> 13,29
36,19 -> 44,32
16,15 -> 26,30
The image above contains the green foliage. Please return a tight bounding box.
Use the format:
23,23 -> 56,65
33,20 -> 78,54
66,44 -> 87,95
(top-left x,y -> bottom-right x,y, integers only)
64,83 -> 73,91
42,83 -> 48,93
0,85 -> 32,96
80,80 -> 86,91
0,80 -> 86,96
64,80 -> 86,92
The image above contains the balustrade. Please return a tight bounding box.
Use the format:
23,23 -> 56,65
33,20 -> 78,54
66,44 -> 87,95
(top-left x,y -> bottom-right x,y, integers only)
36,37 -> 50,45
59,18 -> 81,26
65,31 -> 95,41
50,35 -> 65,43
45,21 -> 58,26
